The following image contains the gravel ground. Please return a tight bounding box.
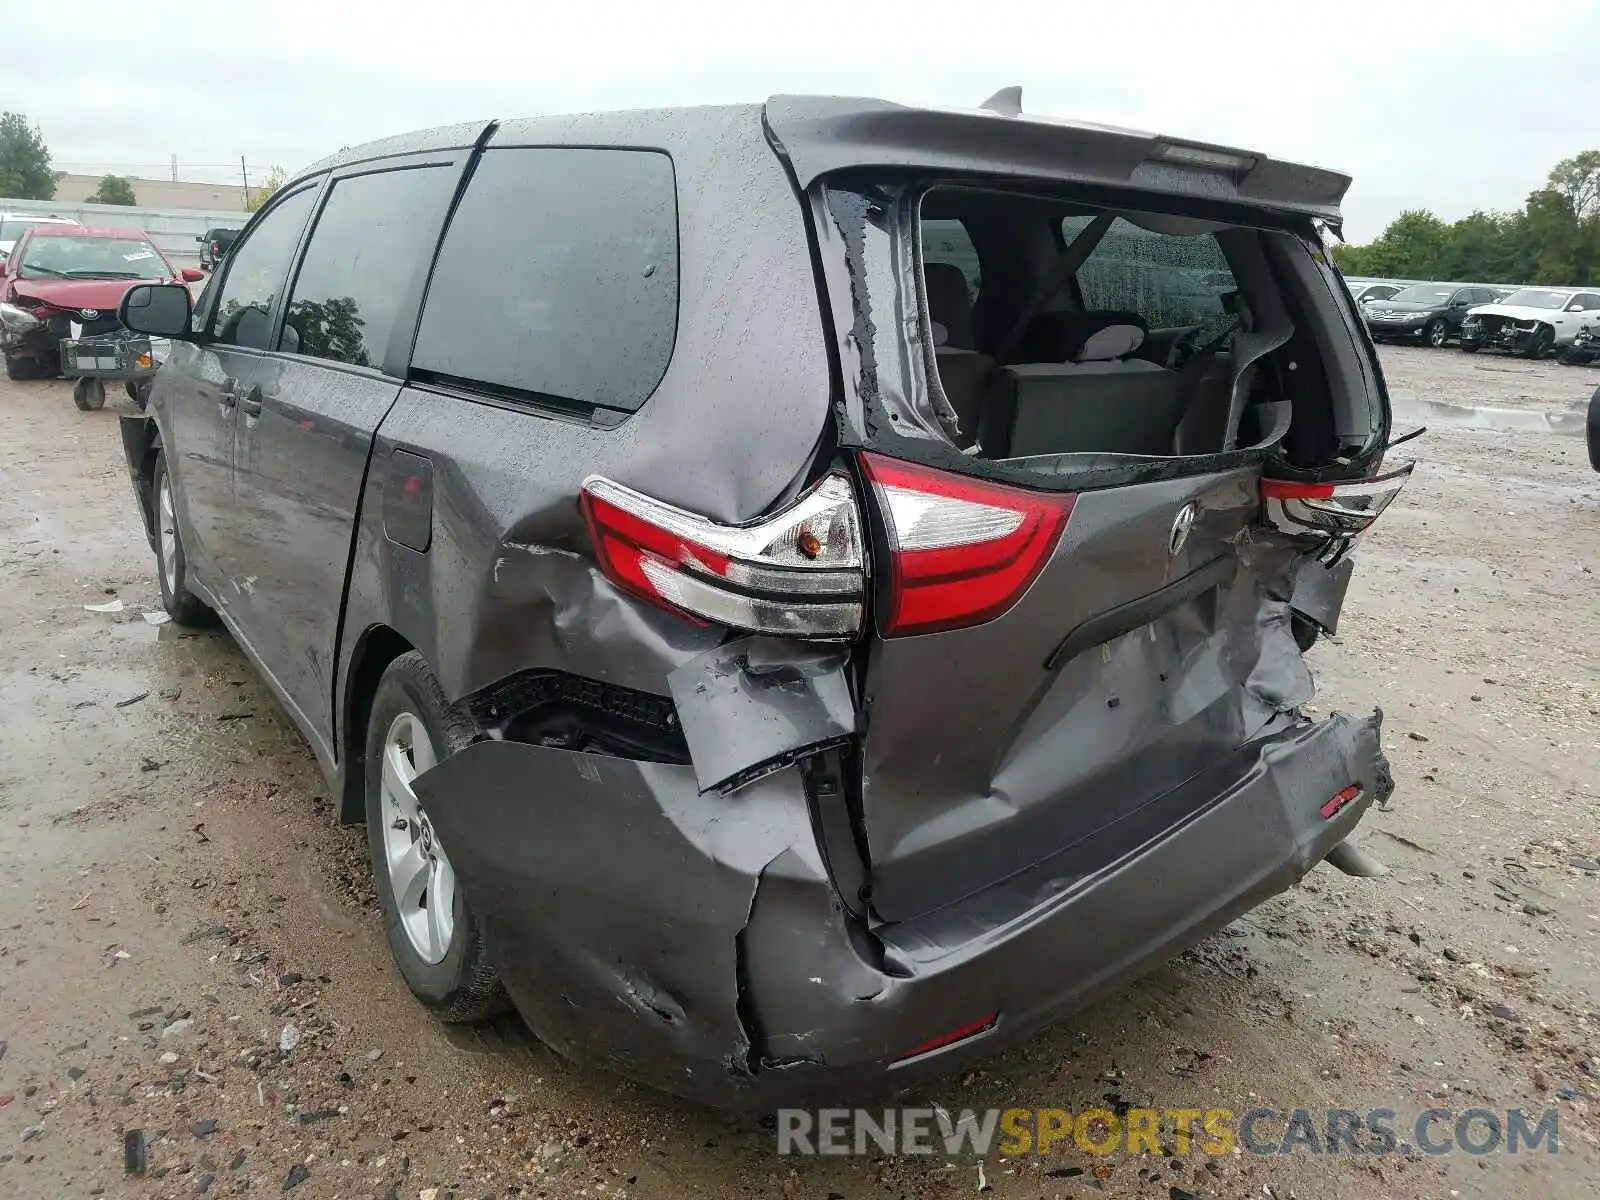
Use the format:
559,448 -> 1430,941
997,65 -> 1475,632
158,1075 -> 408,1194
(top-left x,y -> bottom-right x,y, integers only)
1,350 -> 1597,1200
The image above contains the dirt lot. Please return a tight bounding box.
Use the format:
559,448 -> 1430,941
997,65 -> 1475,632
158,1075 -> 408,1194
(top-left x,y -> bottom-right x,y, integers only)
1,346 -> 1597,1200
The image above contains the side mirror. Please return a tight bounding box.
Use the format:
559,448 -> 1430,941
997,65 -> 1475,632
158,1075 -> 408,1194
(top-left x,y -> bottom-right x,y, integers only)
180,267 -> 205,283
120,283 -> 193,338
1568,304 -> 1584,312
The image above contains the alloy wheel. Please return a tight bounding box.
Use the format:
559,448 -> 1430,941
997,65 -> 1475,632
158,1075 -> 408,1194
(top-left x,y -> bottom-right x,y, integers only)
379,712 -> 457,965
1428,320 -> 1448,348
158,475 -> 178,594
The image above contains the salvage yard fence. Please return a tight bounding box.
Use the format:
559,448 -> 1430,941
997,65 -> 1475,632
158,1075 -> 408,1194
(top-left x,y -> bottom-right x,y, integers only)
0,197 -> 248,269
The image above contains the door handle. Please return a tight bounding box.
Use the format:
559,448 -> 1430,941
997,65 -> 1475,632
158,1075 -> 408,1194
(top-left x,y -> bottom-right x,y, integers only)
240,386 -> 263,418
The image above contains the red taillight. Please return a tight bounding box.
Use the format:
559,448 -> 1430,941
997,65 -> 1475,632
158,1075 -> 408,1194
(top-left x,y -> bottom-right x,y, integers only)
1261,460 -> 1413,541
579,473 -> 865,639
1319,784 -> 1362,819
896,1013 -> 999,1062
859,454 -> 1073,638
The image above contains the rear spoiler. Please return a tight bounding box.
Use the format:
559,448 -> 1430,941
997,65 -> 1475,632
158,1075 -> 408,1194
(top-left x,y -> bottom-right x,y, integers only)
763,95 -> 1349,232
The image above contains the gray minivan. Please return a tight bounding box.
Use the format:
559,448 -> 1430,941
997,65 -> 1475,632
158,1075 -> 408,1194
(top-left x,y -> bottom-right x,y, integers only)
115,95 -> 1409,1107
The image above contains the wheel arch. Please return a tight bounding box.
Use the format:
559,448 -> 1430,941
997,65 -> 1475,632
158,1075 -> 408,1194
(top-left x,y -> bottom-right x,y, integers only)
338,624 -> 417,825
118,414 -> 163,548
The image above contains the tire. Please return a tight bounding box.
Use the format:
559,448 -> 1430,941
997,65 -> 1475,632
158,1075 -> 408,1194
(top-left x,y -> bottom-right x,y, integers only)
72,378 -> 105,411
126,380 -> 151,410
364,652 -> 508,1023
1586,386 -> 1600,473
1291,612 -> 1321,653
151,453 -> 214,626
1524,326 -> 1554,360
1461,343 -> 1480,353
1425,319 -> 1449,348
5,353 -> 44,380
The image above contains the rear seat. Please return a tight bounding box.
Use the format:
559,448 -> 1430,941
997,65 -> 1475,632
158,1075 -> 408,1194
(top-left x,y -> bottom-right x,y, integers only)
924,263 -> 993,444
981,314 -> 1189,458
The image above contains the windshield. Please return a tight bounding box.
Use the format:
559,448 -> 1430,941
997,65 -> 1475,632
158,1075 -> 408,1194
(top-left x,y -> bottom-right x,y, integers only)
1388,285 -> 1454,305
18,236 -> 172,281
1497,288 -> 1572,310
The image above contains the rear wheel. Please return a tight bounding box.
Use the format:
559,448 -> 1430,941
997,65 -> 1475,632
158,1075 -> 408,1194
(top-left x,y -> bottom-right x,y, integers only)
1291,612 -> 1321,653
5,353 -> 44,380
126,380 -> 151,409
1425,319 -> 1449,348
72,378 -> 105,411
364,652 -> 508,1023
152,454 -> 214,626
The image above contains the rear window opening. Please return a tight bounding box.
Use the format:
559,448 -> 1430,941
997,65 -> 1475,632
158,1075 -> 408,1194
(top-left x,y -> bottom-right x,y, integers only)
902,184 -> 1380,478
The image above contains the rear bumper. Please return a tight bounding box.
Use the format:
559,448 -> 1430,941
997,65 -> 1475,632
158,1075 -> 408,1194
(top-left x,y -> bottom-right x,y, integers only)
416,708 -> 1391,1108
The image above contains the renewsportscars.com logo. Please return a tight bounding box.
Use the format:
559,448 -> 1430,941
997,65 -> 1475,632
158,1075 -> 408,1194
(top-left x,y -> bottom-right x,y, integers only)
776,1106 -> 1562,1158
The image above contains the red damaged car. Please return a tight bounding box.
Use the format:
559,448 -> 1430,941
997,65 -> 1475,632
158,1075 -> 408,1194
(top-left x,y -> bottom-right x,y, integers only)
0,225 -> 202,380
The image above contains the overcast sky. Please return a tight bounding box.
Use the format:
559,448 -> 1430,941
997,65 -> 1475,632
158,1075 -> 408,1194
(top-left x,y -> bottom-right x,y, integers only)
4,3 -> 1594,241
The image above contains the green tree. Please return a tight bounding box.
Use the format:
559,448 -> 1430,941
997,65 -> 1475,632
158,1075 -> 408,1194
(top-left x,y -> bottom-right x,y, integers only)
245,166 -> 286,213
0,112 -> 54,199
1548,150 -> 1600,221
86,173 -> 137,205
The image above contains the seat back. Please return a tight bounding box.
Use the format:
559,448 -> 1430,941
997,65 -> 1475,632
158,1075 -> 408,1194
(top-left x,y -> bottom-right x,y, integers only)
984,314 -> 1188,457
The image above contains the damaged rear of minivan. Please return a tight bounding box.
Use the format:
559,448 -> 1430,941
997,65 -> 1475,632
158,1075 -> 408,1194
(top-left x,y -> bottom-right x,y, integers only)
414,96 -> 1407,1108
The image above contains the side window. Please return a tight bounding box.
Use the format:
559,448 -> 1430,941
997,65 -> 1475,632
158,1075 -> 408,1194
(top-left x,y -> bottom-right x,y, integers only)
210,187 -> 317,350
412,147 -> 678,412
1064,215 -> 1236,331
1575,293 -> 1600,311
921,218 -> 981,304
279,166 -> 455,368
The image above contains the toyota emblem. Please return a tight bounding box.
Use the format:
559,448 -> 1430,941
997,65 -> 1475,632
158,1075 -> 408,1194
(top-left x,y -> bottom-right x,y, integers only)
80,309 -> 99,320
1169,502 -> 1197,556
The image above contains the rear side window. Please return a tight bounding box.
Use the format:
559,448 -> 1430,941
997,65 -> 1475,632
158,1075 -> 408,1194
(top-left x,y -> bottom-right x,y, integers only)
211,187 -> 318,349
279,165 -> 455,369
1063,215 -> 1236,331
413,147 -> 679,412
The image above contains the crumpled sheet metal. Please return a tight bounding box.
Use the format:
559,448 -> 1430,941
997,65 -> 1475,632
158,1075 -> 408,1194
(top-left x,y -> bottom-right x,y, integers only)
667,636 -> 856,794
412,740 -> 826,1100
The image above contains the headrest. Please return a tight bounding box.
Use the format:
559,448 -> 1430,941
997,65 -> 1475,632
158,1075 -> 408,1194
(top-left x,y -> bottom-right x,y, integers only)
923,263 -> 975,350
1017,310 -> 1149,363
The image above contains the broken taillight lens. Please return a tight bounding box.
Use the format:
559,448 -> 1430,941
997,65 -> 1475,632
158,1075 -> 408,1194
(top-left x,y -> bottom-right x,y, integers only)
1261,460 -> 1414,541
860,454 -> 1074,638
580,473 -> 865,639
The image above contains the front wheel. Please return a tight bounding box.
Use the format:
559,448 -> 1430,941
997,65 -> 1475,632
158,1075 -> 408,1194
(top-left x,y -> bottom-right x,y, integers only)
151,453 -> 214,626
364,652 -> 508,1023
1524,326 -> 1554,359
1461,342 -> 1481,354
72,378 -> 105,411
1426,319 -> 1449,348
126,380 -> 151,409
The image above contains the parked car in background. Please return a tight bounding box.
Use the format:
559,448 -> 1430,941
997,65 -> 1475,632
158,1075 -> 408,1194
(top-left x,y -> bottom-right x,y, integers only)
0,225 -> 203,379
1346,280 -> 1402,306
1363,283 -> 1496,347
0,212 -> 80,260
114,97 -> 1405,1107
197,227 -> 240,271
1460,288 -> 1600,357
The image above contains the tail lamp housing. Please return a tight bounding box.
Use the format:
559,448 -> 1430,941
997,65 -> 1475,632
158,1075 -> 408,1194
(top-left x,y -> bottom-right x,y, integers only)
860,453 -> 1074,637
579,473 -> 865,639
1261,460 -> 1414,544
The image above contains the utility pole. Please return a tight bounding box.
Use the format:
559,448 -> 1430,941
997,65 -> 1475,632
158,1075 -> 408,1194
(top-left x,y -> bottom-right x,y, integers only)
240,156 -> 249,210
